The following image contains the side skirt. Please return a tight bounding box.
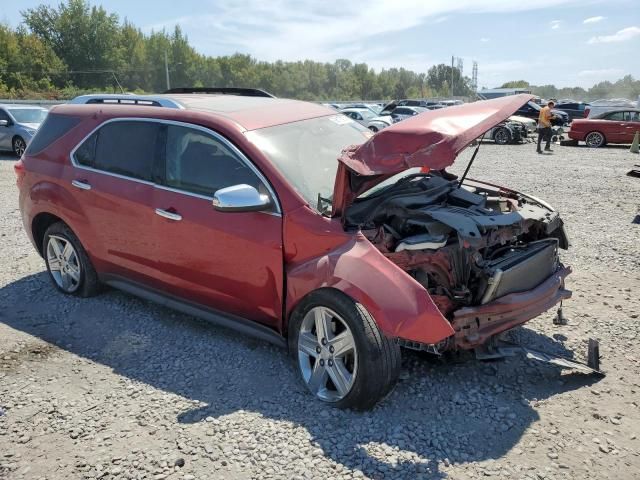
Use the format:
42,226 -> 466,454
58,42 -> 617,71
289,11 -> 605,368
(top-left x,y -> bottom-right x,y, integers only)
101,274 -> 287,348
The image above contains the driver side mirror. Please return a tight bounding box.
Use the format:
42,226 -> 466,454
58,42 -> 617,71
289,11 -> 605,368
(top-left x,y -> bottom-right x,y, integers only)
0,120 -> 8,127
212,184 -> 272,212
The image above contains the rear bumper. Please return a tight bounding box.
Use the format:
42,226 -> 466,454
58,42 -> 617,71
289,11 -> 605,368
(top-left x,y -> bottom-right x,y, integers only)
568,130 -> 584,141
451,266 -> 572,349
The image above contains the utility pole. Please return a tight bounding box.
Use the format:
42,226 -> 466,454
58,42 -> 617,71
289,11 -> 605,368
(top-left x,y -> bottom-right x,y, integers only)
164,51 -> 171,90
450,55 -> 454,98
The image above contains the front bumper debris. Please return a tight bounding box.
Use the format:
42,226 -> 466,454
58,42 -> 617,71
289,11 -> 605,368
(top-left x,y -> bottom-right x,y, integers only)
475,338 -> 604,376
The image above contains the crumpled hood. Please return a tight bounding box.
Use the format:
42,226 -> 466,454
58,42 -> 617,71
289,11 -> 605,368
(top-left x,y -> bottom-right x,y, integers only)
332,94 -> 533,217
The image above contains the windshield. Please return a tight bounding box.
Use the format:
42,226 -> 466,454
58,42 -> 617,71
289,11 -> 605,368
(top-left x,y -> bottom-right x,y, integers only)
8,108 -> 48,124
246,115 -> 372,212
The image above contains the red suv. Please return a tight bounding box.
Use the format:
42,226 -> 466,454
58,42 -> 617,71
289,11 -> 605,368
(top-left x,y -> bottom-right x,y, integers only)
17,92 -> 574,409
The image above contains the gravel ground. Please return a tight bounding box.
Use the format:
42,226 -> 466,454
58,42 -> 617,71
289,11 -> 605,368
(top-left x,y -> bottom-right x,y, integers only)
0,142 -> 639,480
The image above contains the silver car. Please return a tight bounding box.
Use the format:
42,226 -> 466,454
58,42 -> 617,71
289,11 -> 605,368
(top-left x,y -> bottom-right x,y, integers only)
0,105 -> 49,157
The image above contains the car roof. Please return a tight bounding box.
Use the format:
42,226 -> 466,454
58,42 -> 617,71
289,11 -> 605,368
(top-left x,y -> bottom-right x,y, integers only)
64,94 -> 335,130
594,108 -> 640,117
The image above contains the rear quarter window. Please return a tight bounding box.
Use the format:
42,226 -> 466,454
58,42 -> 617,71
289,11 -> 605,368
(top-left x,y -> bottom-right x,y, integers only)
24,113 -> 81,156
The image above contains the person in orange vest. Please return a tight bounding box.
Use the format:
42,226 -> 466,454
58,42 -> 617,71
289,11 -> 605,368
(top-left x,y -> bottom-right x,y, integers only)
536,100 -> 557,154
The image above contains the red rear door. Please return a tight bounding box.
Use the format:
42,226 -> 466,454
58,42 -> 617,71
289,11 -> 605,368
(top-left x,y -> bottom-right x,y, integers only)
152,122 -> 284,328
69,120 -> 163,285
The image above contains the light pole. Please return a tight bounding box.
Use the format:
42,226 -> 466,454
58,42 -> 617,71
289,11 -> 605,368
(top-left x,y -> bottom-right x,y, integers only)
165,51 -> 171,90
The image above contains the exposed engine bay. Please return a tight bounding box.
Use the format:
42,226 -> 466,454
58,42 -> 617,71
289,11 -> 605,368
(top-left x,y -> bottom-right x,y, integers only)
348,171 -> 570,320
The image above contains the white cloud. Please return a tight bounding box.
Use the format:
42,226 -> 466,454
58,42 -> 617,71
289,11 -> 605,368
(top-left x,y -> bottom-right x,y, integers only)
550,20 -> 562,30
480,37 -> 490,42
588,26 -> 640,44
583,16 -> 605,24
578,68 -> 624,77
145,0 -> 587,70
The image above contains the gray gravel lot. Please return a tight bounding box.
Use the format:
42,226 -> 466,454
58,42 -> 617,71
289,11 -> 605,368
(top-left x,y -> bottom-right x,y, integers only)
1,142 -> 639,480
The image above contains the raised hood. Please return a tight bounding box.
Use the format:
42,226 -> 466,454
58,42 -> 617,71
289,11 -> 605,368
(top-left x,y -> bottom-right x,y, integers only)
332,94 -> 533,216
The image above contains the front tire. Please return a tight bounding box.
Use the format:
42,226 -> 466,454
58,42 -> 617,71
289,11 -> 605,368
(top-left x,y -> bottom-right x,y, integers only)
289,289 -> 401,410
12,136 -> 26,157
493,127 -> 511,145
43,222 -> 100,297
585,131 -> 606,148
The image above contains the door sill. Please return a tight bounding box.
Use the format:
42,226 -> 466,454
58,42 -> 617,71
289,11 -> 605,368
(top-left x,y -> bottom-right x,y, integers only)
101,274 -> 286,348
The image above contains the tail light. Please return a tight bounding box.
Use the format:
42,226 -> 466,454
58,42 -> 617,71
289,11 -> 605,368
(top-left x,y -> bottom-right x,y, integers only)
14,159 -> 26,187
583,107 -> 590,118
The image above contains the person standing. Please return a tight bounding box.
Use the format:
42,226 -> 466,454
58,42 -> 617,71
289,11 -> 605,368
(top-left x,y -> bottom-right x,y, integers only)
537,100 -> 556,153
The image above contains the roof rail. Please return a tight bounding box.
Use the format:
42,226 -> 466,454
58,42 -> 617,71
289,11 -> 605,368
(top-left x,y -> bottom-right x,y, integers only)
163,87 -> 275,98
69,94 -> 183,109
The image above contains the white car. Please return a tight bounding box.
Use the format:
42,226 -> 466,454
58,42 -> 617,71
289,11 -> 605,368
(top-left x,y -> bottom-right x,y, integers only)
367,106 -> 428,132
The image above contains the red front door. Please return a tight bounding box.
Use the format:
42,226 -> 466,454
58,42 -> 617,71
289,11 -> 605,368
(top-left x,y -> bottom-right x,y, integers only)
151,122 -> 284,328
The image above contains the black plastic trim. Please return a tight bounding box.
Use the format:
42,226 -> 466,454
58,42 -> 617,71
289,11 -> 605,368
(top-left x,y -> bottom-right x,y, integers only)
102,274 -> 286,348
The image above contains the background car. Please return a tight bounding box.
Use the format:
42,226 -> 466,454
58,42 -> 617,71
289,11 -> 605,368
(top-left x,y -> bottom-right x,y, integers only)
515,101 -> 569,126
486,120 -> 528,145
367,106 -> 427,132
554,102 -> 590,121
508,115 -> 537,133
0,104 -> 48,157
568,109 -> 640,147
340,107 -> 378,126
585,98 -> 637,118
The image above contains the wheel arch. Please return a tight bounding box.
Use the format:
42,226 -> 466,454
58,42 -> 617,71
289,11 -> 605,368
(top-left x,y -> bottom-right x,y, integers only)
284,235 -> 455,345
31,212 -> 65,257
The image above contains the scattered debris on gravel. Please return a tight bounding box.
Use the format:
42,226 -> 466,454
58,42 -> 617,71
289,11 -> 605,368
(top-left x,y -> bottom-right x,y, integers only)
1,143 -> 639,479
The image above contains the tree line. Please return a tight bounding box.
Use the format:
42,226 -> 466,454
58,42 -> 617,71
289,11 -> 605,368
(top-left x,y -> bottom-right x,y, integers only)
499,79 -> 640,103
0,0 -> 637,102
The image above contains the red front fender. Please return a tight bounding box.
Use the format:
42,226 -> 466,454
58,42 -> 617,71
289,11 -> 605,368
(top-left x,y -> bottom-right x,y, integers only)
285,232 -> 455,345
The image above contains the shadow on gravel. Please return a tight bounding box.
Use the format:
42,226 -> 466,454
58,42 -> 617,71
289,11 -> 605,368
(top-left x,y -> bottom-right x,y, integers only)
0,272 -> 602,479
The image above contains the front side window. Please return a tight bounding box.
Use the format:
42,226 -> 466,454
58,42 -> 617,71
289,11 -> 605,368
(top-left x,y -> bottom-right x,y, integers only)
0,109 -> 10,122
164,125 -> 264,197
73,121 -> 160,181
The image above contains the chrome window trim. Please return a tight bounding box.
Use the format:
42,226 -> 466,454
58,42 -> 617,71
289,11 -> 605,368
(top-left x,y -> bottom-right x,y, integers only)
69,117 -> 282,215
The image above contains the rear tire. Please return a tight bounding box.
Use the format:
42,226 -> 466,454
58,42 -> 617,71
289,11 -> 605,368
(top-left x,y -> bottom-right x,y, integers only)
289,289 -> 401,410
585,131 -> 606,148
368,125 -> 379,132
12,136 -> 26,157
43,222 -> 100,297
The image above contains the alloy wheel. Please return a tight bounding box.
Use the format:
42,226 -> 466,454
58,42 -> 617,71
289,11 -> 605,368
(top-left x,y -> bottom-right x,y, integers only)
13,137 -> 26,157
46,235 -> 81,293
494,128 -> 510,145
297,306 -> 358,402
585,132 -> 604,148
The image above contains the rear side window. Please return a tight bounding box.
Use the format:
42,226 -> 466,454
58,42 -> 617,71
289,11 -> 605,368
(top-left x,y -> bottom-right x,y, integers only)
73,121 -> 161,181
25,113 -> 79,155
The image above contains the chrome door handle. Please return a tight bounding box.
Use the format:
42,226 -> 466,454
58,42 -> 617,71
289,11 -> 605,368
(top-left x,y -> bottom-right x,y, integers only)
155,208 -> 182,221
72,179 -> 91,190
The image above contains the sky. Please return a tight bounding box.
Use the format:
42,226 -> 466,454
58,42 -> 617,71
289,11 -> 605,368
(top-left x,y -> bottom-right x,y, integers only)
2,0 -> 640,89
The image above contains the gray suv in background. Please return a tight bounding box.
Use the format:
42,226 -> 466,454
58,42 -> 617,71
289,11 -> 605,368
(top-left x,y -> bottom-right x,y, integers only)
0,105 -> 49,157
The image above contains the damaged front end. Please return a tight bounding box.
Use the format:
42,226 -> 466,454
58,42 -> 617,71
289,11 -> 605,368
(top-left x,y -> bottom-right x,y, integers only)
346,171 -> 572,351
